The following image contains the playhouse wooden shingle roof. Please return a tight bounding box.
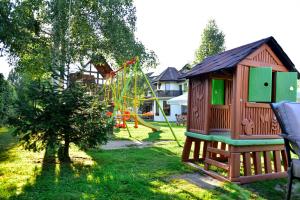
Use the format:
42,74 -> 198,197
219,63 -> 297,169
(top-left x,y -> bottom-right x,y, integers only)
152,67 -> 184,82
183,36 -> 298,78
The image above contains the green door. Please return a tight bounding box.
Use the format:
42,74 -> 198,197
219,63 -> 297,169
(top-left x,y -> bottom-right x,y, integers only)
211,79 -> 224,105
275,72 -> 298,102
248,67 -> 272,102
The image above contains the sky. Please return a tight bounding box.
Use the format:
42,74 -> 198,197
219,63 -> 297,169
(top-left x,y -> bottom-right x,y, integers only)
134,0 -> 300,74
1,0 -> 300,77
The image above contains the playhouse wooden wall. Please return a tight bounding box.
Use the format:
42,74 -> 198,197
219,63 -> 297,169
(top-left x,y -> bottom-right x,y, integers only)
187,44 -> 296,138
187,77 -> 209,133
187,76 -> 233,134
232,44 -> 287,139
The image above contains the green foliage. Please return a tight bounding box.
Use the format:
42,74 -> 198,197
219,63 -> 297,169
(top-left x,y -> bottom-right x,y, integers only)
0,0 -> 157,81
194,19 -> 225,63
0,0 -> 50,79
10,80 -> 113,159
0,73 -> 16,125
0,0 -> 156,160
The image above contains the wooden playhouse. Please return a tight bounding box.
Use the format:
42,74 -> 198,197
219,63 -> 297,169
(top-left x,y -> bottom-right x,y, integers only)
182,36 -> 299,183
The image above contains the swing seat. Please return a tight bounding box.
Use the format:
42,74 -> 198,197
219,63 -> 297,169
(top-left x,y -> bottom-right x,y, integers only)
123,111 -> 131,121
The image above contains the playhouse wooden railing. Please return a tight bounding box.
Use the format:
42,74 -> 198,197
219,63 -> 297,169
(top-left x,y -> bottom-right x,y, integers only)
209,105 -> 231,132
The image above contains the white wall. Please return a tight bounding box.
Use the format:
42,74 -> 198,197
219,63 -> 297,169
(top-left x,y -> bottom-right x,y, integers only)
157,82 -> 180,90
153,100 -> 182,122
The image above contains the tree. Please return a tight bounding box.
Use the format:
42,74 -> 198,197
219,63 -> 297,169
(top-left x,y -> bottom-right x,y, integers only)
0,0 -> 155,160
10,80 -> 113,161
0,0 -> 157,83
194,19 -> 225,63
0,73 -> 16,126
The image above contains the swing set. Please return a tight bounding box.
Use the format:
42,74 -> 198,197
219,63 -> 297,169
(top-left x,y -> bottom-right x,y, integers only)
62,0 -> 180,146
102,57 -> 180,146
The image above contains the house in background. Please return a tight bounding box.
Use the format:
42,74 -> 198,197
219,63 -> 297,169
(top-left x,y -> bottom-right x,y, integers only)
139,72 -> 157,118
146,67 -> 188,121
69,58 -> 113,87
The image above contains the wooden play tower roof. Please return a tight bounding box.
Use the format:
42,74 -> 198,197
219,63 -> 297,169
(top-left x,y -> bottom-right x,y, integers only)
184,36 -> 298,78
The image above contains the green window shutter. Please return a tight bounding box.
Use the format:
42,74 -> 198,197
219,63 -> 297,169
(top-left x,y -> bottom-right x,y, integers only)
248,67 -> 272,102
275,72 -> 297,102
211,79 -> 225,105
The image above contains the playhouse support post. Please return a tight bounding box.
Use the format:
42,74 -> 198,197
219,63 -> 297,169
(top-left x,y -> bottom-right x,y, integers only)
182,137 -> 192,162
229,151 -> 241,182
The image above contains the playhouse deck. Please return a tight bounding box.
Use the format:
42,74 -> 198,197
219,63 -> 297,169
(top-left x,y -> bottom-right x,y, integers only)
182,132 -> 287,183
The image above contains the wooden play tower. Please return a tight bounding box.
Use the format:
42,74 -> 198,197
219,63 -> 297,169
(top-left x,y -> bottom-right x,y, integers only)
182,36 -> 299,183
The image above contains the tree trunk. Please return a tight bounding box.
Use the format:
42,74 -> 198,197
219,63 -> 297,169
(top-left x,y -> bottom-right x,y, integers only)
58,134 -> 71,162
63,134 -> 70,162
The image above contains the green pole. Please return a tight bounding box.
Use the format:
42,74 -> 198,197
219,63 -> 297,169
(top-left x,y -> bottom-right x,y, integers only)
138,60 -> 181,147
124,121 -> 132,137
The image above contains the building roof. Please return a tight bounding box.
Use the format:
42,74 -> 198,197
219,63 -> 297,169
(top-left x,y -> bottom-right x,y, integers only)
153,67 -> 184,83
93,62 -> 113,78
146,72 -> 154,77
183,36 -> 298,78
179,63 -> 192,75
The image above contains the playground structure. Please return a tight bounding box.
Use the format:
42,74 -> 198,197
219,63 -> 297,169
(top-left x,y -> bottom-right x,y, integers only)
102,57 -> 180,146
181,37 -> 299,183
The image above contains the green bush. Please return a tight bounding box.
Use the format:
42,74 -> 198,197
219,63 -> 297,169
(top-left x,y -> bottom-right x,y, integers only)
10,80 -> 113,161
0,73 -> 17,126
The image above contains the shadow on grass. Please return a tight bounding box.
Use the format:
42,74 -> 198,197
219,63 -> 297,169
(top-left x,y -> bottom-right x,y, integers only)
10,145 -> 201,199
241,179 -> 287,200
6,140 -> 288,200
145,130 -> 162,142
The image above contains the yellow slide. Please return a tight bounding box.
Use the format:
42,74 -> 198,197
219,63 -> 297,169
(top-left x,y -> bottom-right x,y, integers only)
136,116 -> 160,132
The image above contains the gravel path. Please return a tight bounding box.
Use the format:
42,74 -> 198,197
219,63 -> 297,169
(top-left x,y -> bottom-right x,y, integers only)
169,173 -> 223,190
101,140 -> 153,150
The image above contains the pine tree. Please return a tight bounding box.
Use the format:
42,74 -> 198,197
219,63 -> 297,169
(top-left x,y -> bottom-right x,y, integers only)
194,19 -> 225,63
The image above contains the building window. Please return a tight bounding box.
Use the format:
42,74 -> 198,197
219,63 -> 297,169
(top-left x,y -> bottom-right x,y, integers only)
165,83 -> 170,90
163,101 -> 170,116
211,79 -> 225,105
248,67 -> 297,103
181,105 -> 188,115
179,84 -> 182,92
183,82 -> 188,92
157,83 -> 161,90
155,102 -> 159,116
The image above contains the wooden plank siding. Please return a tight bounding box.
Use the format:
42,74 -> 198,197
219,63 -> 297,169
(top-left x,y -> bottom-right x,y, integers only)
225,80 -> 233,105
241,103 -> 281,136
231,65 -> 244,139
235,44 -> 288,138
189,77 -> 232,132
209,105 -> 231,131
188,77 -> 209,133
246,44 -> 284,66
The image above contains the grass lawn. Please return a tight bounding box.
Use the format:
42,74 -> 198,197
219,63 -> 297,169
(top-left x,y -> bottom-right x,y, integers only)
0,124 -> 295,200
